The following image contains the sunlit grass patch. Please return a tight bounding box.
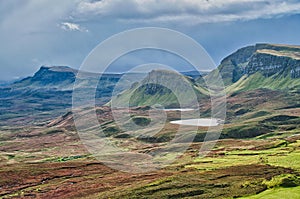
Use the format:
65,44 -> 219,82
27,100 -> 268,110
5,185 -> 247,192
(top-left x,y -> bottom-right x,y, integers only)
268,151 -> 300,171
188,155 -> 260,170
240,186 -> 300,199
188,140 -> 299,171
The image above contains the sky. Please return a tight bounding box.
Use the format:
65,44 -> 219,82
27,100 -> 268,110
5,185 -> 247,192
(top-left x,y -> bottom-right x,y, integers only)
1,0 -> 300,80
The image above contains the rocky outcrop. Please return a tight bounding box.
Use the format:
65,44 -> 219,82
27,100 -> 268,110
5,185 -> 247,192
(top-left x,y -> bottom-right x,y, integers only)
208,45 -> 256,86
291,66 -> 300,78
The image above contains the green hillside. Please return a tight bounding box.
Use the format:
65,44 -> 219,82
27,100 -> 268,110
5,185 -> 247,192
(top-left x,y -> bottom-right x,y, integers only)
110,69 -> 209,108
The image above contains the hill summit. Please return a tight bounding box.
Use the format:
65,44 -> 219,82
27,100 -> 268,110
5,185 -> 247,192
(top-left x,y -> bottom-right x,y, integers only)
111,69 -> 207,108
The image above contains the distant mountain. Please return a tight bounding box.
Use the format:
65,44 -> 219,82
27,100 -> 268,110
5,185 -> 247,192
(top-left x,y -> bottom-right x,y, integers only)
0,66 -> 123,125
206,43 -> 300,92
9,65 -> 128,94
180,70 -> 209,79
12,66 -> 77,90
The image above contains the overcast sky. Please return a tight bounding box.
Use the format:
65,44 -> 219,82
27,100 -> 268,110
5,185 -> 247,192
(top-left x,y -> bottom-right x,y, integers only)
1,0 -> 300,80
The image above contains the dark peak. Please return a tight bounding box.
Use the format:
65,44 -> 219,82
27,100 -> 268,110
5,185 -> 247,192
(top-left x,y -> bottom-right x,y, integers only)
30,65 -> 77,85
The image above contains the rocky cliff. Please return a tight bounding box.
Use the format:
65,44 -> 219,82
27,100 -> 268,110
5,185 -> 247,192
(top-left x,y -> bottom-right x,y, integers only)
206,44 -> 300,86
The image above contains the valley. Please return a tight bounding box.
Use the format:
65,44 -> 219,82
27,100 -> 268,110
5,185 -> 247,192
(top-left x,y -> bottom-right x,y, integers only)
0,43 -> 300,198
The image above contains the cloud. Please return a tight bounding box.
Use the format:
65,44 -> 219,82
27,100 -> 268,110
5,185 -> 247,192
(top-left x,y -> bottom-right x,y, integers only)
74,0 -> 300,24
1,0 -> 300,80
60,22 -> 88,32
0,1 -> 79,34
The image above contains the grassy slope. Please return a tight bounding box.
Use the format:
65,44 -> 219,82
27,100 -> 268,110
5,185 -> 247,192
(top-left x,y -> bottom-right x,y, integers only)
227,72 -> 300,93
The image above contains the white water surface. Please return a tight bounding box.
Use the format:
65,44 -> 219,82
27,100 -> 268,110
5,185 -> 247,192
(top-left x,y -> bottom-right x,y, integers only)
170,118 -> 221,127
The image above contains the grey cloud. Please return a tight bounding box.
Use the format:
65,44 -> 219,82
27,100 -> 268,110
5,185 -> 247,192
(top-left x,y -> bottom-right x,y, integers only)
1,0 -> 300,81
74,0 -> 300,24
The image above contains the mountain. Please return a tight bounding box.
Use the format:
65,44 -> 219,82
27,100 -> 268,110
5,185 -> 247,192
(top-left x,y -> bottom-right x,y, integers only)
13,66 -> 115,90
111,69 -> 208,108
206,43 -> 300,90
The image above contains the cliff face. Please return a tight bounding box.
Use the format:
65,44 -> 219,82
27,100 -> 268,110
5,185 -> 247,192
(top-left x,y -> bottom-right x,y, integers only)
208,44 -> 300,86
206,45 -> 257,86
245,50 -> 300,78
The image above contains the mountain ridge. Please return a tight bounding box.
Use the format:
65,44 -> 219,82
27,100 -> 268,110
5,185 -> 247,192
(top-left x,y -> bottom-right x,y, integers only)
1,43 -> 300,125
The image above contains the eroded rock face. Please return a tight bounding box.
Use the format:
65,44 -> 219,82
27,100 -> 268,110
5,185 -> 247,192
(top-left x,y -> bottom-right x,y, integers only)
291,66 -> 300,78
214,45 -> 257,85
245,52 -> 300,78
